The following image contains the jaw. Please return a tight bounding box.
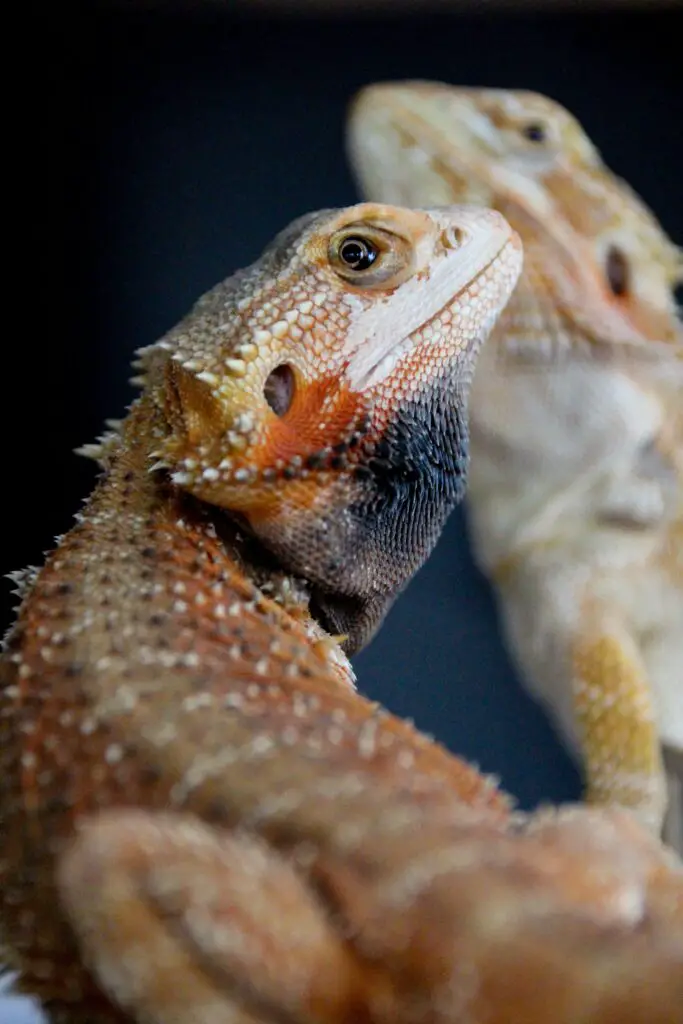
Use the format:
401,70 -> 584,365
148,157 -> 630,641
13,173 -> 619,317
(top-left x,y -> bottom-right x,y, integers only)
343,207 -> 518,392
249,372 -> 475,655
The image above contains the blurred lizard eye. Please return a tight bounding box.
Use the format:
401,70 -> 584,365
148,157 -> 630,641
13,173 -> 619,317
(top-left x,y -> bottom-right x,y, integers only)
264,364 -> 296,416
339,237 -> 378,271
605,245 -> 630,297
521,122 -> 547,143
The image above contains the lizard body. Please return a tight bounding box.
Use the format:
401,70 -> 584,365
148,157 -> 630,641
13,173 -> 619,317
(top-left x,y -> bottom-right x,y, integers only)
2,199 -> 683,1024
348,82 -> 683,848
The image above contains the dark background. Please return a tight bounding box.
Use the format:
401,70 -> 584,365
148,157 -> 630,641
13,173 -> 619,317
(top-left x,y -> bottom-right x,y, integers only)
7,2 -> 683,816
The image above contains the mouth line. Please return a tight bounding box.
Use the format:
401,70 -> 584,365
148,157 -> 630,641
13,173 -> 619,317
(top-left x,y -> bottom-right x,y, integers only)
358,234 -> 517,390
412,236 -> 512,336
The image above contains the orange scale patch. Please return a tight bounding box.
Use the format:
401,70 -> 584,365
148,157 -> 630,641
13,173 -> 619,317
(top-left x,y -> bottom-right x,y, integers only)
256,374 -> 367,468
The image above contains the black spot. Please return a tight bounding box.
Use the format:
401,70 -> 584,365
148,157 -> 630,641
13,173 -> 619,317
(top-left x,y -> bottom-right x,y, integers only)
206,799 -> 232,825
45,795 -> 71,815
138,764 -> 162,786
522,122 -> 546,143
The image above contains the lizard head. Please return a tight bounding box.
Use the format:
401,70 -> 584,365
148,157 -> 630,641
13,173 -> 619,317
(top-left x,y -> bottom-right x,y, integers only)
141,202 -> 521,650
348,82 -> 682,352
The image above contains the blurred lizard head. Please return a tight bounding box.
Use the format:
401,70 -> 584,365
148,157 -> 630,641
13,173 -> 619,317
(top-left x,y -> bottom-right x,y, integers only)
348,83 -> 682,352
140,202 -> 521,649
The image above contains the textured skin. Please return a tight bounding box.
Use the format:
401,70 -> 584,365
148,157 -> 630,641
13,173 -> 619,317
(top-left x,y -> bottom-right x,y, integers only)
2,198 -> 682,1024
348,83 -> 683,849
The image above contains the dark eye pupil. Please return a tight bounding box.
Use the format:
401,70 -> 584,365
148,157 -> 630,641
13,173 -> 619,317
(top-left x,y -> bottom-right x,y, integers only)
606,246 -> 629,297
522,123 -> 546,143
264,364 -> 295,417
339,237 -> 378,271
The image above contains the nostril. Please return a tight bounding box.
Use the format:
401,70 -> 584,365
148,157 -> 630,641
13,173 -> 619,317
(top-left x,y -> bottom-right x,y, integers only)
441,227 -> 466,250
264,364 -> 296,417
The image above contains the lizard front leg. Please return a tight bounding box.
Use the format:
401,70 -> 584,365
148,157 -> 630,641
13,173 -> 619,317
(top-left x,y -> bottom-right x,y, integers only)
572,616 -> 667,834
56,805 -> 683,1024
56,811 -> 373,1024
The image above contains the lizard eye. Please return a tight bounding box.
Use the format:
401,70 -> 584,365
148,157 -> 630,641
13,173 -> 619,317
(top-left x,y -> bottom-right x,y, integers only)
338,237 -> 378,271
605,245 -> 630,297
521,122 -> 547,144
264,364 -> 296,416
329,223 -> 414,288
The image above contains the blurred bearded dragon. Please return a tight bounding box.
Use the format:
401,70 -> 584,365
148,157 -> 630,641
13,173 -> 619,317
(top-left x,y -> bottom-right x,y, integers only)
347,82 -> 683,850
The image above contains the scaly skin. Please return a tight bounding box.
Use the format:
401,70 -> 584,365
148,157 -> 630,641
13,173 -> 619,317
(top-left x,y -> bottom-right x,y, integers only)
348,82 -> 683,849
2,200 -> 682,1024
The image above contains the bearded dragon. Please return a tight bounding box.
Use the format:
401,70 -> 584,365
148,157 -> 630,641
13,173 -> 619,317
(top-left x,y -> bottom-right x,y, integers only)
3,198 -> 683,1024
348,82 -> 683,850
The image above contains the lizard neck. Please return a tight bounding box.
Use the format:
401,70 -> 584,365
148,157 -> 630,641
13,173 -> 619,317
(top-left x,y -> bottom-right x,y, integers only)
5,395 -> 355,695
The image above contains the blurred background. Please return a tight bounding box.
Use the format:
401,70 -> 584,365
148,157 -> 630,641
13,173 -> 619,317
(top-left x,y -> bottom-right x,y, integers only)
3,2 -> 681,1018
